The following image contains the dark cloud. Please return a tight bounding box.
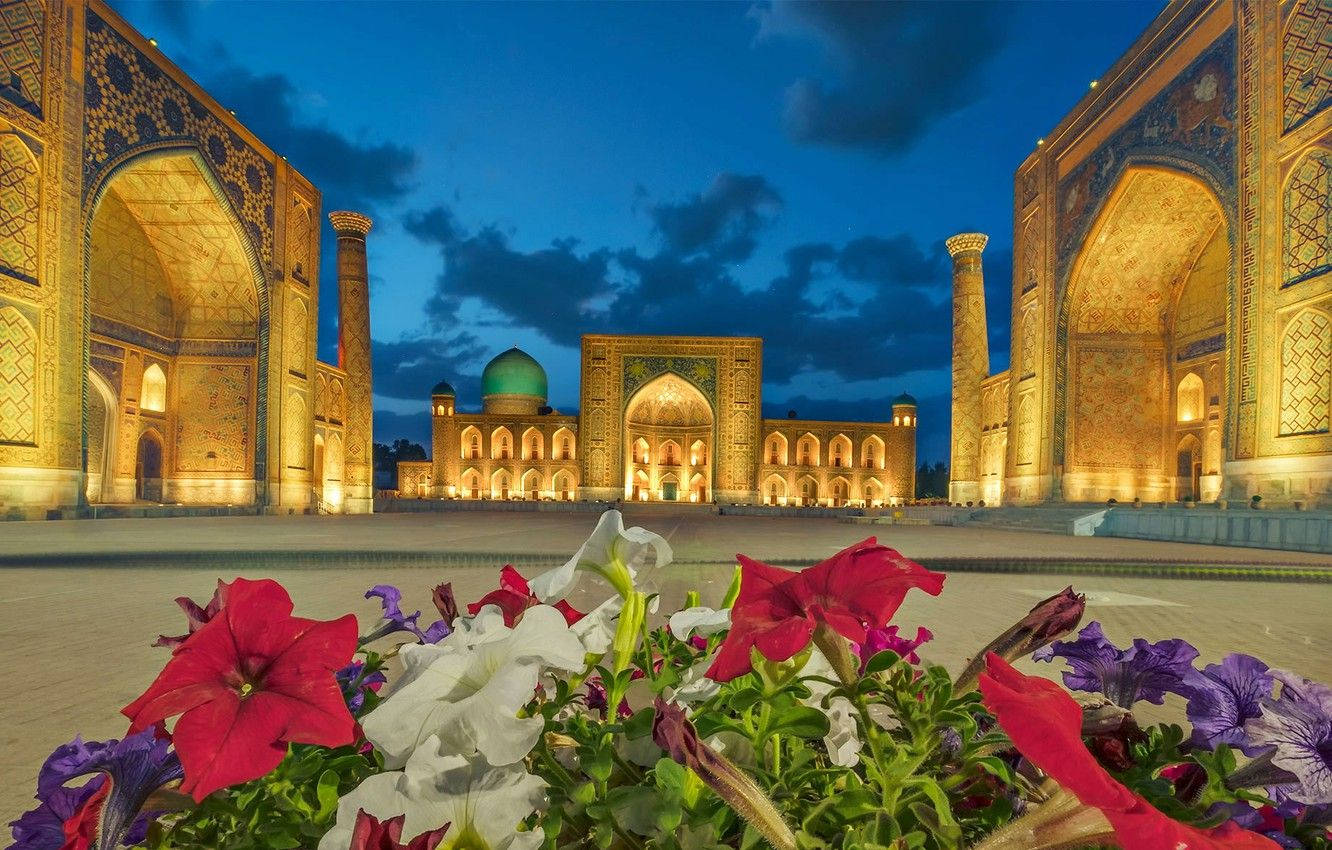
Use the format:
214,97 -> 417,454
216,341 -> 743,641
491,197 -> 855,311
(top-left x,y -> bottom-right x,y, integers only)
405,172 -> 965,390
755,1 -> 1014,154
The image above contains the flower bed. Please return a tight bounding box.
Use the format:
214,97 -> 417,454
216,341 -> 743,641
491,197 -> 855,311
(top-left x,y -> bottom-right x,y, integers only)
10,510 -> 1330,850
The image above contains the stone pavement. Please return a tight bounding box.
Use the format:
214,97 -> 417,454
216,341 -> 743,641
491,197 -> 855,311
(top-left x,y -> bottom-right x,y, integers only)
1,508 -> 1329,827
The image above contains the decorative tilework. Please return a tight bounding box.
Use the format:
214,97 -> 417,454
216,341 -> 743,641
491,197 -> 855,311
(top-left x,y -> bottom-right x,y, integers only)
0,133 -> 38,283
0,0 -> 43,119
0,301 -> 35,443
83,11 -> 275,268
174,362 -> 250,473
1284,150 -> 1331,286
1279,308 -> 1331,435
1057,32 -> 1237,285
622,355 -> 717,409
1283,0 -> 1332,133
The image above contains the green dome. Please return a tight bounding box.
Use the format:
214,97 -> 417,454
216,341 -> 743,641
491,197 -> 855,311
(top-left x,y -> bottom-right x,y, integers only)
431,380 -> 456,396
481,347 -> 547,400
892,392 -> 917,407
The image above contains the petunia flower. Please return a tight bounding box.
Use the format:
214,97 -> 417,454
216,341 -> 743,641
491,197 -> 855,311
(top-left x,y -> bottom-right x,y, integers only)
467,565 -> 584,627
11,727 -> 184,850
527,509 -> 671,602
363,605 -> 586,768
349,809 -> 451,850
152,580 -> 230,649
338,660 -> 390,714
706,538 -> 945,683
1032,620 -> 1198,707
1178,653 -> 1273,755
1246,670 -> 1332,805
854,624 -> 933,668
122,577 -> 358,801
975,653 -> 1280,850
318,736 -> 545,850
365,585 -> 450,645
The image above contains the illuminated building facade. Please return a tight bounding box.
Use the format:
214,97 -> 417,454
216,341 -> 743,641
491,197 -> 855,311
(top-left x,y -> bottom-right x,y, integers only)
0,1 -> 373,514
950,0 -> 1332,507
401,335 -> 918,506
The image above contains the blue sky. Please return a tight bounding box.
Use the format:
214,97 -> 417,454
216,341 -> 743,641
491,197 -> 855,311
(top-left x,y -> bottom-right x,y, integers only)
115,0 -> 1163,463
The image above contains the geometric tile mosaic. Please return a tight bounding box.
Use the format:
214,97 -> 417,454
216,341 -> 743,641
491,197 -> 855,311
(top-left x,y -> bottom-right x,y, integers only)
0,133 -> 38,283
1279,308 -> 1331,435
1284,150 -> 1330,286
1283,0 -> 1332,133
0,0 -> 43,119
0,302 -> 36,443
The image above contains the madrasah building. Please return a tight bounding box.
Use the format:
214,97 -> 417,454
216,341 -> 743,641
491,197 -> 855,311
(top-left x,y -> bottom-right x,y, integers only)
396,335 -> 919,507
948,0 -> 1332,509
0,1 -> 375,516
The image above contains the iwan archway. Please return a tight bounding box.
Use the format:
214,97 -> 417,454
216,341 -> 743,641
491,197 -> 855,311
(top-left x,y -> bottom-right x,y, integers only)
84,150 -> 267,505
623,373 -> 713,502
1062,167 -> 1229,503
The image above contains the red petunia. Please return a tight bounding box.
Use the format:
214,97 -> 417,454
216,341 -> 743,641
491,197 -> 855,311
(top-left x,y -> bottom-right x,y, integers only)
123,578 -> 358,802
350,809 -> 450,850
467,564 -> 584,627
706,538 -> 945,682
978,653 -> 1281,850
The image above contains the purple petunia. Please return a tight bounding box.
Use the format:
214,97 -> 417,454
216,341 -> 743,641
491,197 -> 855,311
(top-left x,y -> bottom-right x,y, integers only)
1032,621 -> 1198,708
10,727 -> 183,850
1246,670 -> 1332,806
1178,653 -> 1274,755
854,625 -> 933,668
364,584 -> 450,645
336,660 -> 388,714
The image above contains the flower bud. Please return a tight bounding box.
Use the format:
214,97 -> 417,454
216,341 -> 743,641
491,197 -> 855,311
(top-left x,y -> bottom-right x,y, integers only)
955,586 -> 1085,693
652,698 -> 796,850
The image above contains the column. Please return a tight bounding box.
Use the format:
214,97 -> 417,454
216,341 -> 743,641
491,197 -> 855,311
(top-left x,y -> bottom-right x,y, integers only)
329,211 -> 374,514
946,233 -> 989,505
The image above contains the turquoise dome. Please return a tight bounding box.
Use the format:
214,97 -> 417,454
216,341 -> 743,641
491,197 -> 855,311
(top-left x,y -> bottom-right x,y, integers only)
892,392 -> 917,407
431,380 -> 456,396
481,347 -> 547,400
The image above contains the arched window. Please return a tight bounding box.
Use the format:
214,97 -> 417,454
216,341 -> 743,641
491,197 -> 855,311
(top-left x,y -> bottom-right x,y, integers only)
141,364 -> 166,412
1177,373 -> 1205,423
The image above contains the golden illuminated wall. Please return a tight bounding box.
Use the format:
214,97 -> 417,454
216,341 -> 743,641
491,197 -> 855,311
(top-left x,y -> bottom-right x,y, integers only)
579,335 -> 761,503
0,1 -> 356,514
958,0 -> 1332,508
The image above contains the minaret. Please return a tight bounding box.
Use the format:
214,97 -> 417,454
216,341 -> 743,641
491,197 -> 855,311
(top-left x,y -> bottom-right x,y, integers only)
329,211 -> 374,514
946,233 -> 988,506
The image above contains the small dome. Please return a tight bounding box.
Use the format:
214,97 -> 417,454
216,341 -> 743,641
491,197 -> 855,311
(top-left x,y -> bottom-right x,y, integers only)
431,380 -> 456,396
892,392 -> 917,407
481,347 -> 548,401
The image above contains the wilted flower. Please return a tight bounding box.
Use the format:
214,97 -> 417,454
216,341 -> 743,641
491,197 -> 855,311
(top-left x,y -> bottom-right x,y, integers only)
1032,621 -> 1197,707
152,579 -> 230,649
363,605 -> 586,767
527,509 -> 671,602
366,585 -> 450,645
954,586 -> 1085,692
1246,670 -> 1332,805
1178,653 -> 1273,755
652,698 -> 796,850
707,538 -> 945,682
319,737 -> 545,850
123,578 -> 357,801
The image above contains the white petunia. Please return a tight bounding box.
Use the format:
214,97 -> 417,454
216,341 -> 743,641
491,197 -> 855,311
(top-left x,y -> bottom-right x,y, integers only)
528,509 -> 671,602
318,735 -> 545,850
668,606 -> 731,640
364,605 -> 586,768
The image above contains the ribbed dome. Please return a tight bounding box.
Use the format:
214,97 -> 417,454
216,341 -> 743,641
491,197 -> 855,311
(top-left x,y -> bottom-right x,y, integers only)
481,347 -> 547,401
431,380 -> 456,396
892,392 -> 917,407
